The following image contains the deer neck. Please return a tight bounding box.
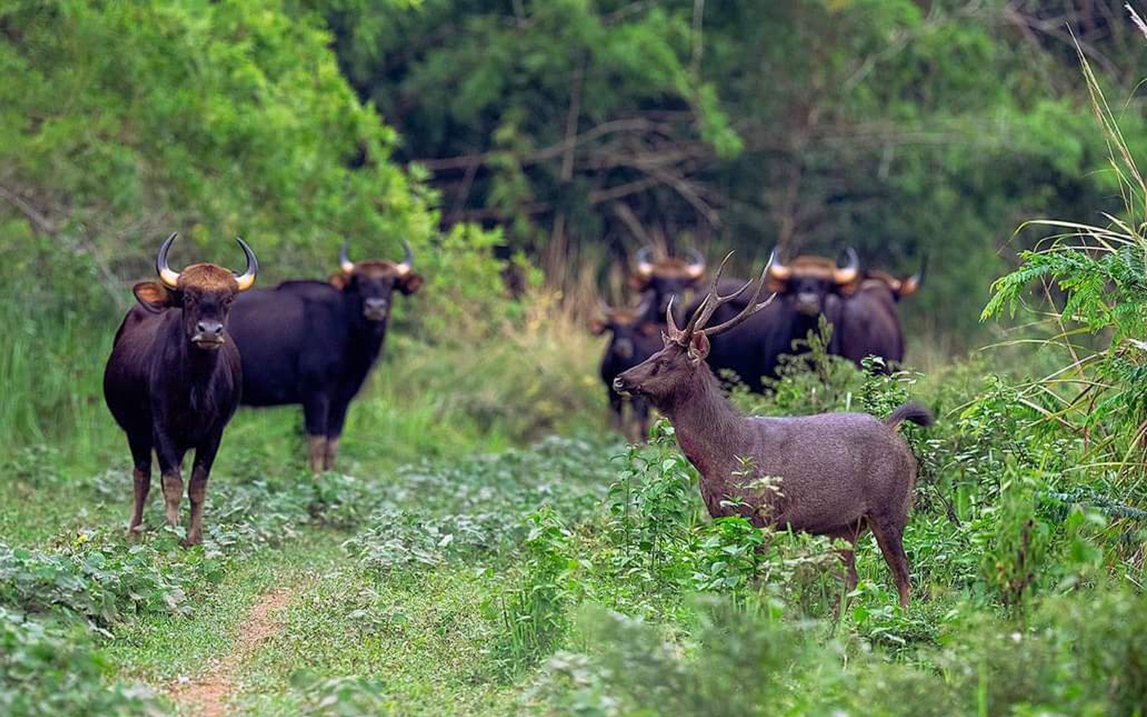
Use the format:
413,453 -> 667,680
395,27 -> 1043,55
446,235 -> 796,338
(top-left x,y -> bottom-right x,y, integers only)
662,366 -> 750,481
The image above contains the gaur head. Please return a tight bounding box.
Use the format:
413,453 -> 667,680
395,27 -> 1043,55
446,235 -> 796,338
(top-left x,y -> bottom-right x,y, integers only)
590,296 -> 658,361
858,255 -> 925,302
628,247 -> 706,317
615,253 -> 775,404
132,233 -> 258,350
766,248 -> 859,316
330,241 -> 424,322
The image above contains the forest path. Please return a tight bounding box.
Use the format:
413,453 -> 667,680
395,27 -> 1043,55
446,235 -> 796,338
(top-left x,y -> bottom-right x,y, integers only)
167,585 -> 297,717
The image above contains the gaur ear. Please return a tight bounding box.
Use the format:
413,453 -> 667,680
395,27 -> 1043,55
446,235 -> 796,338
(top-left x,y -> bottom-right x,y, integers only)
397,272 -> 424,296
330,272 -> 350,291
132,282 -> 175,313
638,322 -> 660,336
589,318 -> 608,336
627,273 -> 650,291
687,332 -> 710,363
766,277 -> 787,293
835,280 -> 859,297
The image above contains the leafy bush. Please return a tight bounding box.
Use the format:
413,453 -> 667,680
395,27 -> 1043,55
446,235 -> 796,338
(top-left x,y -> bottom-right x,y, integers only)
531,590 -> 1147,717
0,608 -> 163,717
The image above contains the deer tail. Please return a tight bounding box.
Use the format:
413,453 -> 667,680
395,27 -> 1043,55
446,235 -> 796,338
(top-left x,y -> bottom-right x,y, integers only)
885,402 -> 934,431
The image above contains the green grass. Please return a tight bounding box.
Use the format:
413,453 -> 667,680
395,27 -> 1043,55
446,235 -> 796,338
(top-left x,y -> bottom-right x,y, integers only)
103,530 -> 346,685
1,288 -> 1144,716
237,567 -> 515,716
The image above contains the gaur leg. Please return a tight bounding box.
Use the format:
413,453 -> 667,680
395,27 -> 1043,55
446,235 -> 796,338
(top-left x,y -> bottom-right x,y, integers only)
869,516 -> 912,608
323,398 -> 352,472
302,393 -> 331,474
127,431 -> 153,536
154,432 -> 186,530
632,397 -> 651,443
607,387 -> 624,435
185,435 -> 222,547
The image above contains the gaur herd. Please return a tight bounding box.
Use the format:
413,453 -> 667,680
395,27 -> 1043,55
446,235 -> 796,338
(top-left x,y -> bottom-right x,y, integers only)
104,235 -> 930,604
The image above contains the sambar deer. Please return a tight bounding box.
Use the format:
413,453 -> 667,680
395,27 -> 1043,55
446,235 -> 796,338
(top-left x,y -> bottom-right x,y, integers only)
614,254 -> 932,606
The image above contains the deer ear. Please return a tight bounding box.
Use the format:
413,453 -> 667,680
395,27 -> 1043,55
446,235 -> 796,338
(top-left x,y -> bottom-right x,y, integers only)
330,272 -> 350,291
133,282 -> 175,313
589,318 -> 607,336
688,332 -> 710,363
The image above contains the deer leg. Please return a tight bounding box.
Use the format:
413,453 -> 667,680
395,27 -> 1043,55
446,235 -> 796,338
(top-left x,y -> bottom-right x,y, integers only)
869,517 -> 911,608
127,433 -> 153,537
826,520 -> 866,618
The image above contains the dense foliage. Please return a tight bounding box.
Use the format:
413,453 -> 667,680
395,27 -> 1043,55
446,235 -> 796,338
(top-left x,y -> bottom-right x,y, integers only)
1,2 -> 1146,715
318,0 -> 1147,339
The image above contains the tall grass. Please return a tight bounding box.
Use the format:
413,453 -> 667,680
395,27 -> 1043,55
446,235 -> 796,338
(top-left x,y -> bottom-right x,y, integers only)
982,38 -> 1147,477
0,296 -> 123,470
0,278 -> 605,475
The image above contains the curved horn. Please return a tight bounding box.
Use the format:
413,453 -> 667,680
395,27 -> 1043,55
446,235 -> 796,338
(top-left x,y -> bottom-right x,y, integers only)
156,232 -> 182,289
339,242 -> 355,274
395,240 -> 414,276
834,247 -> 859,285
901,253 -> 926,297
233,237 -> 258,292
685,248 -> 705,280
635,246 -> 654,278
766,247 -> 791,282
596,297 -> 616,320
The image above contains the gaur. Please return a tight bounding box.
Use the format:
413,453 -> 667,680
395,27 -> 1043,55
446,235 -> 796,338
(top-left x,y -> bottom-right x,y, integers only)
837,258 -> 924,369
628,246 -> 706,323
104,233 -> 257,545
228,241 -> 423,473
591,295 -> 661,442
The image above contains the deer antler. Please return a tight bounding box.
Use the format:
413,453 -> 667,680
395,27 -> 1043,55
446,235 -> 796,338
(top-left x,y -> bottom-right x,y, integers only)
667,252 -> 776,344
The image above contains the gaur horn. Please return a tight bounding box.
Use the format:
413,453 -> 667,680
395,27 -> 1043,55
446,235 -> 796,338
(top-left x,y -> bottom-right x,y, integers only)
396,240 -> 414,276
633,292 -> 655,319
685,248 -> 706,279
233,237 -> 258,292
156,232 -> 182,289
338,242 -> 355,274
834,247 -> 859,285
901,253 -> 926,297
597,298 -> 615,320
635,246 -> 654,278
766,247 -> 791,282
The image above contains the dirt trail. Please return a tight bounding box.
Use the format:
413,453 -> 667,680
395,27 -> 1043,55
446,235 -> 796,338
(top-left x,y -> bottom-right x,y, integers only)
167,586 -> 295,717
